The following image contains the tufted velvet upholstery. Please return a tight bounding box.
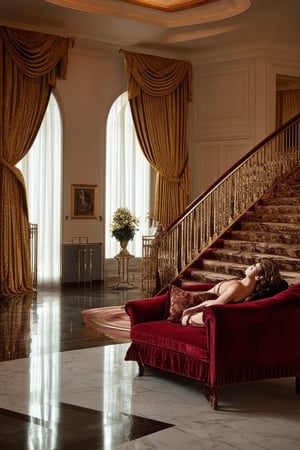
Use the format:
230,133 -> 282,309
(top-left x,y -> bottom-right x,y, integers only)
125,282 -> 300,409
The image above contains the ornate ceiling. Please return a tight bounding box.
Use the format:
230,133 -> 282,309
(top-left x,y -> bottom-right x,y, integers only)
0,0 -> 299,55
47,0 -> 251,27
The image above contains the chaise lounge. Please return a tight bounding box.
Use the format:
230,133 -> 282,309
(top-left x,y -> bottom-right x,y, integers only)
125,282 -> 300,409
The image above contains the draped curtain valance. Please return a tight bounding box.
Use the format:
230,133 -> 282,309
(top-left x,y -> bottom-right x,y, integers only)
1,26 -> 71,82
0,26 -> 73,296
123,50 -> 192,99
121,50 -> 192,228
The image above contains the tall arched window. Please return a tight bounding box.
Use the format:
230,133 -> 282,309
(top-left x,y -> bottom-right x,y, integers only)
105,92 -> 150,258
17,94 -> 62,287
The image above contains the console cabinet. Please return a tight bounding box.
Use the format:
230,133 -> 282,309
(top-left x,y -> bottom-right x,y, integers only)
62,242 -> 103,285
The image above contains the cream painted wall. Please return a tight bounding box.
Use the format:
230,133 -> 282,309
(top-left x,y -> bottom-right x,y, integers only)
55,45 -> 126,252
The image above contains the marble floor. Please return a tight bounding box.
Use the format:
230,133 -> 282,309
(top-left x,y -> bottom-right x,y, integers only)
1,282 -> 300,450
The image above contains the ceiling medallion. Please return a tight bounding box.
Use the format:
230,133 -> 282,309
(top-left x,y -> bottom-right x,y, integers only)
120,0 -> 219,12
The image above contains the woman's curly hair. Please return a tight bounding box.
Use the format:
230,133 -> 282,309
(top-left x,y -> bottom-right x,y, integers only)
256,258 -> 281,289
245,258 -> 287,301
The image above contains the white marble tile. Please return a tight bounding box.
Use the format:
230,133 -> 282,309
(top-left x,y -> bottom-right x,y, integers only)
1,344 -> 300,449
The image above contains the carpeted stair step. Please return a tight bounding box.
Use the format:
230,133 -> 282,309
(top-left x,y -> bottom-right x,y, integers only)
261,196 -> 300,206
200,248 -> 300,272
181,271 -> 234,286
189,260 -> 300,286
270,178 -> 300,192
186,268 -> 300,287
272,188 -> 300,197
247,213 -> 300,224
223,240 -> 300,258
240,221 -> 300,234
271,183 -> 300,196
255,204 -> 300,215
231,229 -> 300,244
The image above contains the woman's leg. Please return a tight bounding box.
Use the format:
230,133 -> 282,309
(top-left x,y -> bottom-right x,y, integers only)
189,312 -> 204,327
181,305 -> 205,326
181,292 -> 217,326
181,304 -> 200,325
181,313 -> 192,326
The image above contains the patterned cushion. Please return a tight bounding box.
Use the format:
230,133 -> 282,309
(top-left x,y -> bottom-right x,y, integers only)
167,285 -> 217,323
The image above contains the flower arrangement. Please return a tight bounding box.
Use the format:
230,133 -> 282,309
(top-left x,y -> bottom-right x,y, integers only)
110,207 -> 139,242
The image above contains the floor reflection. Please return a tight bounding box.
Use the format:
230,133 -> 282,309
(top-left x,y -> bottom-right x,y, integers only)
29,295 -> 60,450
0,293 -> 35,361
0,284 -> 143,362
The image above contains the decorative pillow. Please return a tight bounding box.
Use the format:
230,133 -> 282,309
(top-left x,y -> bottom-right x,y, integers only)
167,285 -> 217,323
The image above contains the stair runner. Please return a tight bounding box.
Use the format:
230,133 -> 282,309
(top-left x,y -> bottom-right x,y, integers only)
181,173 -> 300,287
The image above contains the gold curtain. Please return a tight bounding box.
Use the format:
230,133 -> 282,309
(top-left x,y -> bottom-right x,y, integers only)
276,89 -> 300,126
121,50 -> 192,228
0,26 -> 73,296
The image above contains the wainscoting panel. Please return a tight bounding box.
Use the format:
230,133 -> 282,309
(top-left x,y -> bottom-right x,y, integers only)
193,62 -> 255,140
189,140 -> 252,199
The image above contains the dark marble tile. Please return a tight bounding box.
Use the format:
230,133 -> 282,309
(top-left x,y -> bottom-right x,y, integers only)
0,403 -> 174,450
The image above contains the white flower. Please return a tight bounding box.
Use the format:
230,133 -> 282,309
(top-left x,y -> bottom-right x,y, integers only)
110,207 -> 139,241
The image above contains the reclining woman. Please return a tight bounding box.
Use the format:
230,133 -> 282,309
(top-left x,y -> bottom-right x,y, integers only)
181,258 -> 285,327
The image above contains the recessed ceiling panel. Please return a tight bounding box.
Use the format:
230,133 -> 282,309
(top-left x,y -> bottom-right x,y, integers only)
120,0 -> 219,12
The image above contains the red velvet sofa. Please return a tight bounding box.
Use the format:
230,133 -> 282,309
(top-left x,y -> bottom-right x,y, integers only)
125,282 -> 300,409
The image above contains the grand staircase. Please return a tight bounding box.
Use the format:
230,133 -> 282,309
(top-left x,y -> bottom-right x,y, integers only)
181,171 -> 300,287
142,113 -> 300,297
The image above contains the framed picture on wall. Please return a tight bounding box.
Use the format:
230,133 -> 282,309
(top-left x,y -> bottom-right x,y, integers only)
71,184 -> 98,219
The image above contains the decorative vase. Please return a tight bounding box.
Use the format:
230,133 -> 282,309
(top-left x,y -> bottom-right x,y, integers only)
111,239 -> 136,290
116,240 -> 132,258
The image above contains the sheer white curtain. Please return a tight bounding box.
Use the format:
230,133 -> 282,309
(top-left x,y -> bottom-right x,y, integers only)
105,92 -> 150,258
17,94 -> 62,287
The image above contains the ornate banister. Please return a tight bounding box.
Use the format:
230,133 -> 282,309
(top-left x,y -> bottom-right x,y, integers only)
142,113 -> 300,296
